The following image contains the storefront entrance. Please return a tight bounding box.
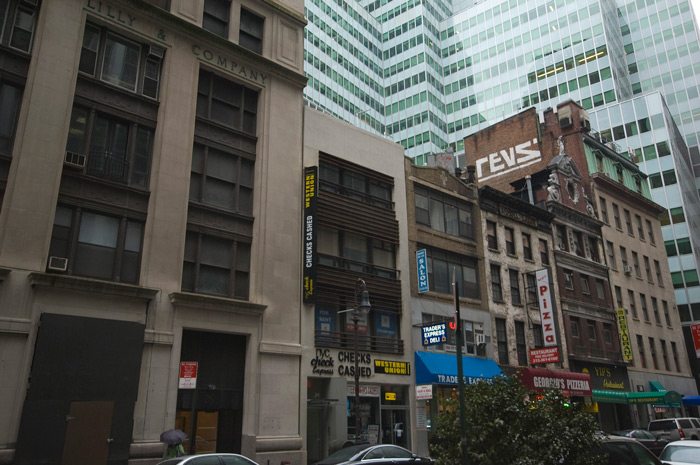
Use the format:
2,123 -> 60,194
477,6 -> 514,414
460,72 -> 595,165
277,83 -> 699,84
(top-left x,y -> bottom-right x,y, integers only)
176,330 -> 246,454
381,409 -> 408,448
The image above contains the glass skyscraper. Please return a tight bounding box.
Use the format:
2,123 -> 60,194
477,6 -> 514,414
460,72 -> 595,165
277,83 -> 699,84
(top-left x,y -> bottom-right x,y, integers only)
303,0 -> 700,365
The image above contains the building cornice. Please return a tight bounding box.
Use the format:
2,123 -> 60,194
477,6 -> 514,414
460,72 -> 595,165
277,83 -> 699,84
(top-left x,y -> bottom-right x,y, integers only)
592,172 -> 665,215
29,272 -> 160,301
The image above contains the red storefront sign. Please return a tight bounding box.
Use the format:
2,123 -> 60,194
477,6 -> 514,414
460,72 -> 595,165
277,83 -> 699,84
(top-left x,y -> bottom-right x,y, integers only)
529,347 -> 560,365
518,367 -> 592,396
179,361 -> 198,389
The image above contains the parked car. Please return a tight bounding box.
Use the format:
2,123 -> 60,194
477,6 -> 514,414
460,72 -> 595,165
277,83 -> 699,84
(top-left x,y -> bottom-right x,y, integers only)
658,440 -> 700,465
312,444 -> 433,465
157,453 -> 259,465
647,418 -> 700,441
612,429 -> 669,456
596,436 -> 661,465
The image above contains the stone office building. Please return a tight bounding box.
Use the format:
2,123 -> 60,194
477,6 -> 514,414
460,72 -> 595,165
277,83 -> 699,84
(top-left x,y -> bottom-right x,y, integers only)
0,1 -> 307,464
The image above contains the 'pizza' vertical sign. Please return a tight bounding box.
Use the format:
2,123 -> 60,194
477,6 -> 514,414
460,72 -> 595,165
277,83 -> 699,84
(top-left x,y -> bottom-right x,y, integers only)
536,269 -> 557,347
303,166 -> 318,303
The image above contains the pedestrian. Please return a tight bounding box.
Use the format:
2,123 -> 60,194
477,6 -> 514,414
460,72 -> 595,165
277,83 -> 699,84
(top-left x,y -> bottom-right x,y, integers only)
166,442 -> 185,458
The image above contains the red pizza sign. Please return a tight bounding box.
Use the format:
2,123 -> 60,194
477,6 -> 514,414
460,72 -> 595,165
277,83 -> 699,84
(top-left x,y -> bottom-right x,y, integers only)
179,361 -> 198,389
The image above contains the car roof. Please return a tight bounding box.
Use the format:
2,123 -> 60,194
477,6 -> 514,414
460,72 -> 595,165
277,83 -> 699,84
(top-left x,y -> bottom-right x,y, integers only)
665,440 -> 700,446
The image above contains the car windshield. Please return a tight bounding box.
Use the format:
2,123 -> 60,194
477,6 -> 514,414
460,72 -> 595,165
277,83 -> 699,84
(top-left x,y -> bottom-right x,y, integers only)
648,421 -> 674,431
660,445 -> 700,464
324,445 -> 370,461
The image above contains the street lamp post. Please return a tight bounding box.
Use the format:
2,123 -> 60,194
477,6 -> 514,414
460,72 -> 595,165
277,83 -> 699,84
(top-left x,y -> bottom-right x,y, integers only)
347,278 -> 371,444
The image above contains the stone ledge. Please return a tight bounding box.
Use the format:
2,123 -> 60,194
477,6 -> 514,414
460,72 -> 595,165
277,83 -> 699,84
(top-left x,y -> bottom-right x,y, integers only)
256,435 -> 303,452
259,340 -> 302,356
0,317 -> 32,334
144,329 -> 174,345
170,292 -> 267,316
29,272 -> 160,301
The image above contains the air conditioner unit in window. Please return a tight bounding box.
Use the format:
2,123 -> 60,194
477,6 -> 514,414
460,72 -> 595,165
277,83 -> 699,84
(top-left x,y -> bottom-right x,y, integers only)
64,151 -> 86,168
475,333 -> 487,347
147,45 -> 165,60
623,265 -> 633,275
559,116 -> 572,129
48,256 -> 68,272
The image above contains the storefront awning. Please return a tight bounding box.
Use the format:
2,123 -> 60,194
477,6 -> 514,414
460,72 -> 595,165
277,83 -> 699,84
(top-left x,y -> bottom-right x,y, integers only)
414,351 -> 501,386
592,389 -> 683,406
517,368 -> 592,396
682,395 -> 700,406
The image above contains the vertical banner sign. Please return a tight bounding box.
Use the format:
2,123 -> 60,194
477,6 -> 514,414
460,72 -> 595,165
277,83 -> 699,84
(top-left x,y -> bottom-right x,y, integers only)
617,308 -> 633,361
303,166 -> 318,303
416,249 -> 429,293
691,323 -> 700,358
536,269 -> 557,347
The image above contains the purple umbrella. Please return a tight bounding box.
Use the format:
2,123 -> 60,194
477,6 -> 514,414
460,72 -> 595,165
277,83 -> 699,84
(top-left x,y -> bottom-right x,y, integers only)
160,429 -> 187,446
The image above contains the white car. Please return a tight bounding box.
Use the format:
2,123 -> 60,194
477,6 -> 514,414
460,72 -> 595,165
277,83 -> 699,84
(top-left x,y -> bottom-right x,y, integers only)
157,453 -> 260,465
658,440 -> 700,465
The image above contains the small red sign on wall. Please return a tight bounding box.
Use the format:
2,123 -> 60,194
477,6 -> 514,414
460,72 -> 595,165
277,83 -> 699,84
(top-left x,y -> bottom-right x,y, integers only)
530,347 -> 560,365
179,361 -> 198,389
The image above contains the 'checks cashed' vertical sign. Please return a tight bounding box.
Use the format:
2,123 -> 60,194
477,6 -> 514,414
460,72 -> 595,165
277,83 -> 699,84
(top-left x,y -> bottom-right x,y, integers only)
303,166 -> 317,303
417,249 -> 429,293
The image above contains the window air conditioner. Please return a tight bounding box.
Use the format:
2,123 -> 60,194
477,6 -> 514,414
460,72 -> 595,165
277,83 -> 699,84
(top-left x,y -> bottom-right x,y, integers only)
48,256 -> 68,272
64,151 -> 86,168
147,45 -> 165,60
475,334 -> 487,346
623,265 -> 633,275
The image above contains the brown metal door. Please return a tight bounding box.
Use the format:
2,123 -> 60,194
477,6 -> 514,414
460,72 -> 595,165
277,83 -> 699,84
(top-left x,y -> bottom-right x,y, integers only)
62,401 -> 114,465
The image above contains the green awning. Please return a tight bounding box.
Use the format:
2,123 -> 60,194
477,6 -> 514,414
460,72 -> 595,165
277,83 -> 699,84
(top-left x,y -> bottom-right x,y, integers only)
592,389 -> 682,406
649,381 -> 665,392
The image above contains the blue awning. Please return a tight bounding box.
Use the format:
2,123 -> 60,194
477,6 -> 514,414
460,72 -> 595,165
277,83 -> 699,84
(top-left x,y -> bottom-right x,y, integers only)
415,351 -> 502,386
683,395 -> 700,406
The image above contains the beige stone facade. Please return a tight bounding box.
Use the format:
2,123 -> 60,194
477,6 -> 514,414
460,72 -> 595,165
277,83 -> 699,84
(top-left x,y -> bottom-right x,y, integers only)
0,1 -> 307,463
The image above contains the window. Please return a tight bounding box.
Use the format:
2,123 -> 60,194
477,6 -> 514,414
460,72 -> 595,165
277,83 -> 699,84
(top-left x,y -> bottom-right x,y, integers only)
636,335 -> 647,368
624,209 -> 633,235
556,224 -> 568,251
612,203 -> 622,229
1,0 -> 39,52
515,321 -> 527,366
636,215 -> 645,240
491,264 -> 503,301
620,246 -> 628,269
588,236 -> 599,262
606,241 -> 616,269
651,297 -> 660,325
671,342 -> 680,372
197,69 -> 259,134
496,318 -> 508,364
532,323 -> 543,348
632,252 -> 641,277
319,227 -> 396,278
505,227 -> 515,255
240,8 -> 264,54
190,143 -> 255,215
587,320 -> 597,341
182,230 -> 250,299
570,318 -> 579,338
649,337 -> 658,369
564,269 -> 574,290
644,256 -> 653,282
572,231 -> 584,257
526,273 -> 537,304
414,186 -> 473,238
463,320 -> 486,356
628,290 -> 638,319
79,23 -> 164,99
0,82 -> 22,156
646,219 -> 655,244
640,293 -> 649,321
660,340 -> 670,371
595,279 -> 605,300
522,233 -> 532,260
654,260 -> 663,285
599,197 -> 608,223
539,238 -> 549,265
662,300 -> 671,326
65,106 -> 153,188
203,0 -> 231,38
603,323 -> 613,344
580,274 -> 590,294
424,247 -> 480,298
486,221 -> 498,249
509,269 -> 521,305
48,205 -> 143,284
614,286 -> 623,308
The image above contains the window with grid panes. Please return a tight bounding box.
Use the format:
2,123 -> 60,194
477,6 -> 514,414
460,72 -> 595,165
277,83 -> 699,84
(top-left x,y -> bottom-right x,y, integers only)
522,233 -> 532,260
486,220 -> 498,249
491,264 -> 503,301
203,0 -> 231,38
599,197 -> 608,223
646,219 -> 655,244
671,342 -> 680,371
505,227 -> 515,255
640,293 -> 649,321
197,69 -> 258,134
515,321 -> 527,366
612,203 -> 622,229
509,269 -> 521,305
662,300 -> 671,326
660,340 -> 670,371
240,8 -> 264,54
539,238 -> 549,265
0,0 -> 39,53
628,290 -> 638,318
414,186 -> 474,238
424,247 -> 480,299
496,318 -> 508,364
79,23 -> 164,99
649,337 -> 658,369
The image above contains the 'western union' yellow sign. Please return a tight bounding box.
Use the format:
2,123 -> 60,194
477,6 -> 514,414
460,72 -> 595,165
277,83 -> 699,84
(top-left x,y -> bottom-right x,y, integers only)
374,360 -> 410,375
617,308 -> 633,361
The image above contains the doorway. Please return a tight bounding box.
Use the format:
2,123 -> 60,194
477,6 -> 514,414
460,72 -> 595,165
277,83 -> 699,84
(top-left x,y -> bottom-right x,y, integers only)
62,401 -> 114,465
381,409 -> 408,448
